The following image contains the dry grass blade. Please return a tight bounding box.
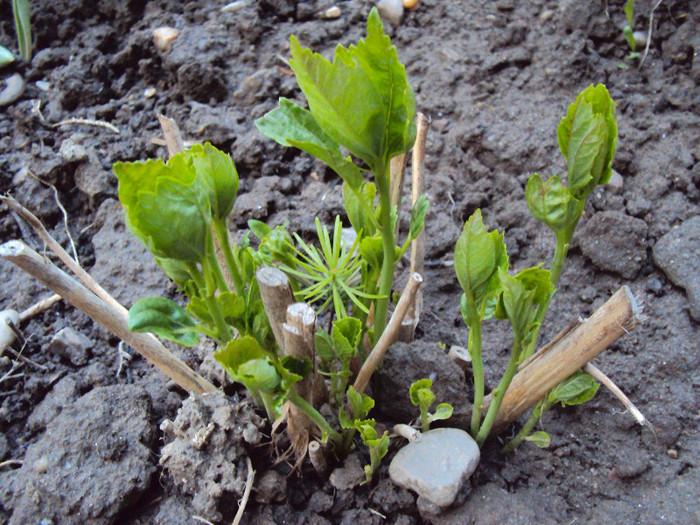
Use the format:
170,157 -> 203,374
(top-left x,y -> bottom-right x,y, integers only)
52,118 -> 120,134
232,456 -> 255,525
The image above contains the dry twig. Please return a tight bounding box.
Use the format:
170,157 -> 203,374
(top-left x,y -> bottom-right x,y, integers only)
232,456 -> 255,525
52,118 -> 120,134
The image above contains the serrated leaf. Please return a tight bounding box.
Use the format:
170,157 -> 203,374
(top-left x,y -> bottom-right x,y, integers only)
128,297 -> 199,347
408,194 -> 429,241
454,210 -> 508,319
289,8 -> 416,172
549,371 -> 600,407
524,431 -> 551,448
189,142 -> 239,220
331,317 -> 362,361
409,378 -> 433,406
256,98 -> 363,188
526,173 -> 582,233
347,385 -> 375,420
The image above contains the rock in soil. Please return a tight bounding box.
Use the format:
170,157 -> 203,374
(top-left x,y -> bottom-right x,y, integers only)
329,452 -> 365,491
578,211 -> 648,279
373,340 -> 471,428
159,390 -> 264,522
389,428 -> 480,507
48,326 -> 91,366
652,215 -> 700,321
0,385 -> 156,525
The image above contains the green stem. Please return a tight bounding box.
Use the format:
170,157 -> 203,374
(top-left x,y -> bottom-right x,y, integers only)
476,337 -> 522,447
189,259 -> 233,344
504,398 -> 549,453
372,163 -> 395,345
289,391 -> 342,445
420,405 -> 430,433
468,319 -> 484,437
260,391 -> 277,421
214,219 -> 246,298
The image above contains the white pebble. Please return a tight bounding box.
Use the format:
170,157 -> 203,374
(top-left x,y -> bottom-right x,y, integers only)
320,6 -> 341,19
153,27 -> 180,52
0,310 -> 20,354
377,0 -> 404,25
144,87 -> 156,98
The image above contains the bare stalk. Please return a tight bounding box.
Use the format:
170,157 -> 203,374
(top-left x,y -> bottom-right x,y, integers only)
353,272 -> 423,394
19,294 -> 62,322
583,362 -> 648,427
256,266 -> 295,352
0,240 -> 216,394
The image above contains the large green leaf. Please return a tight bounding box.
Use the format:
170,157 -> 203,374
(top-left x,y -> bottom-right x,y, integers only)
526,173 -> 582,233
289,8 -> 416,172
557,85 -> 618,199
454,210 -> 508,321
128,297 -> 199,347
189,143 -> 239,221
256,98 -> 363,189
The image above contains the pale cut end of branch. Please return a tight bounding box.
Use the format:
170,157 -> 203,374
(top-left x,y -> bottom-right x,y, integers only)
448,345 -> 472,372
354,272 -> 423,394
256,266 -> 295,353
308,440 -> 327,476
157,114 -> 185,156
392,423 -> 422,442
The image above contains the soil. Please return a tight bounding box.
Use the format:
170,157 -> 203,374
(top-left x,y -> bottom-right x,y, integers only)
0,0 -> 698,524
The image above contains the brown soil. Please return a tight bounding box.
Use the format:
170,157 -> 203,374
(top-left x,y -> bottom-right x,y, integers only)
0,1 -> 698,524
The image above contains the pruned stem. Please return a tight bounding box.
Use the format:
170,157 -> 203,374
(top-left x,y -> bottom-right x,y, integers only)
256,266 -> 295,353
0,240 -> 216,394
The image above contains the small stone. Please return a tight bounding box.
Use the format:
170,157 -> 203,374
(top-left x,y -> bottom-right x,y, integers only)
578,211 -> 648,279
0,73 -> 25,107
35,80 -> 51,91
254,470 -> 287,503
416,496 -> 444,517
221,0 -> 248,12
59,135 -> 89,163
143,87 -> 156,98
49,327 -> 91,366
377,0 -> 403,25
319,6 -> 341,19
389,428 -> 480,507
633,31 -> 647,49
667,449 -> 678,459
606,169 -> 624,194
153,27 -> 180,52
330,453 -> 365,491
652,216 -> 700,321
33,456 -> 49,474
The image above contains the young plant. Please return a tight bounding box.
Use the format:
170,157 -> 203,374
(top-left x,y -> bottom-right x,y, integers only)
504,371 -> 599,452
255,7 -> 426,345
2,0 -> 31,63
409,378 -> 453,432
355,418 -> 390,483
455,84 -> 617,447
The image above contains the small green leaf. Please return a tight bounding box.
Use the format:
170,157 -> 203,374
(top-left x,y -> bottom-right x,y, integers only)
623,0 -> 635,27
347,385 -> 375,420
280,355 -> 313,380
256,98 -> 363,188
0,46 -> 15,68
189,143 -> 239,221
218,292 -> 246,323
524,431 -> 551,448
623,25 -> 636,51
409,378 -> 433,406
408,194 -> 429,241
343,181 -> 378,237
214,336 -> 280,392
155,256 -> 192,287
248,219 -> 271,240
430,403 -> 454,422
315,329 -> 335,362
496,266 -> 553,339
331,317 -> 362,361
548,371 -> 600,407
12,0 -> 31,62
526,173 -> 582,233
454,210 -> 508,321
288,8 -> 416,172
128,297 -> 199,347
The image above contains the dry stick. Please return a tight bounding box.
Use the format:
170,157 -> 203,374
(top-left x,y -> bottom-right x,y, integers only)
308,440 -> 327,475
639,0 -> 664,69
583,361 -> 648,427
482,286 -> 643,430
0,241 -> 216,394
1,195 -> 129,318
392,423 -> 422,442
52,118 -> 120,134
19,293 -> 62,322
232,456 -> 255,525
398,113 -> 429,343
157,114 -> 185,157
353,272 -> 423,394
517,318 -> 581,372
256,266 -> 295,352
282,303 -> 317,460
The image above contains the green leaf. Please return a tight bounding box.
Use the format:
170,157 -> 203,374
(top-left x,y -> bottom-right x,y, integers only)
280,355 -> 313,380
347,385 -> 375,420
429,403 -> 454,422
189,143 -> 239,221
331,317 -> 362,361
557,85 -> 618,199
524,431 -> 551,448
409,378 -> 433,406
256,98 -> 363,189
114,157 -> 211,262
12,0 -> 31,62
0,46 -> 15,68
344,181 -> 378,237
315,329 -> 335,362
248,219 -> 271,240
624,0 -> 635,27
548,371 -> 600,407
289,7 -> 416,172
526,173 -> 582,233
623,25 -> 636,51
454,210 -> 508,321
214,336 -> 280,392
128,297 -> 199,347
155,256 -> 192,287
408,194 -> 429,241
496,266 -> 553,339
